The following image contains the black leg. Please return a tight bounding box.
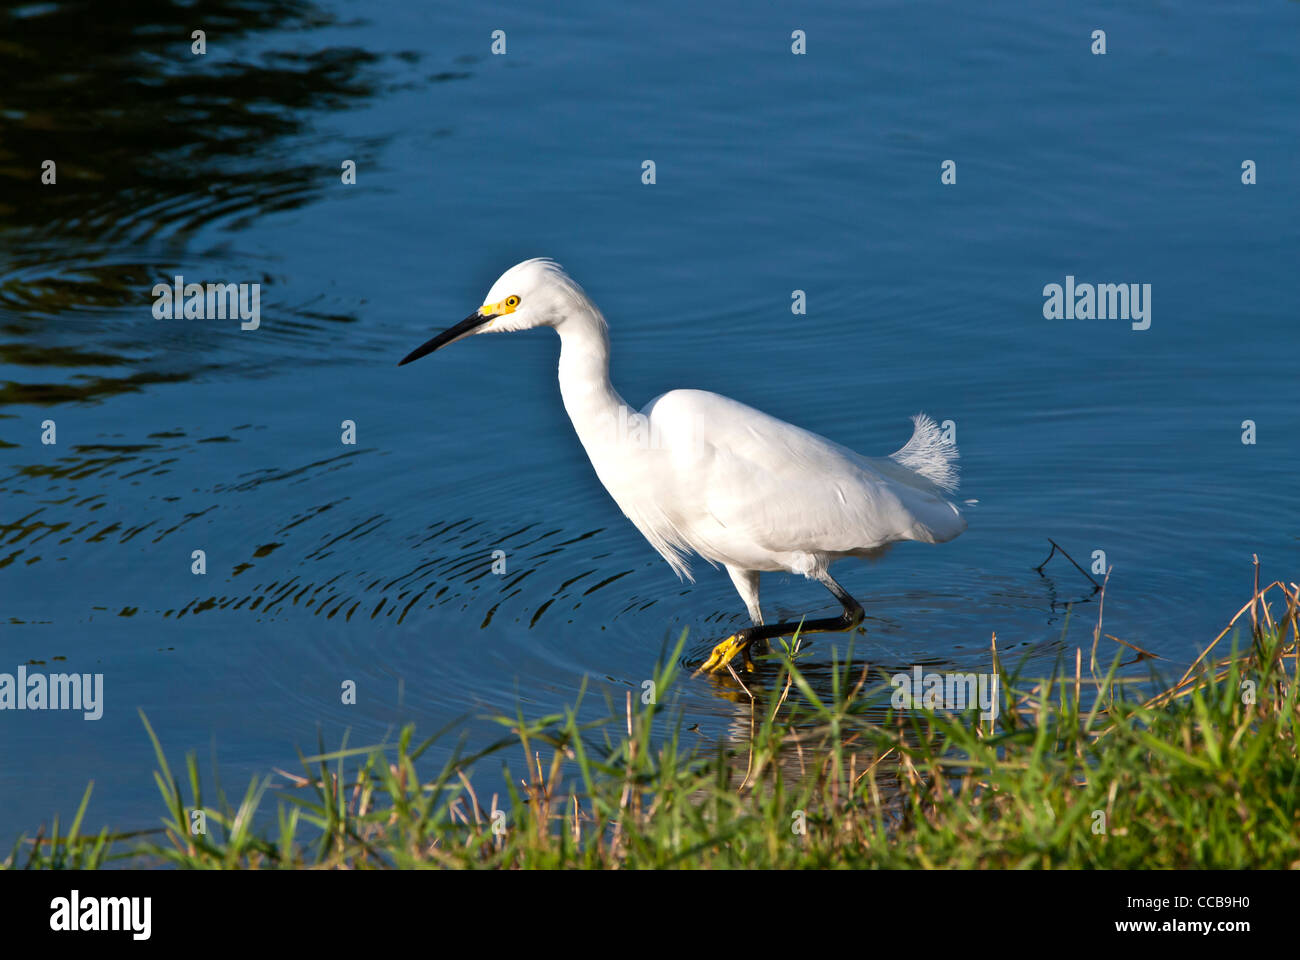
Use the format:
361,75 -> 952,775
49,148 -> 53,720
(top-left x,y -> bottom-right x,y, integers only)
698,573 -> 864,674
737,579 -> 863,648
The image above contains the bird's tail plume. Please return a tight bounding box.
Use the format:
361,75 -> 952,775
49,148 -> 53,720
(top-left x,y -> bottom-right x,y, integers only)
890,413 -> 959,492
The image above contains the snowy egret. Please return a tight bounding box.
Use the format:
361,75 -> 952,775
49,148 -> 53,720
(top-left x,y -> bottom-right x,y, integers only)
399,259 -> 966,674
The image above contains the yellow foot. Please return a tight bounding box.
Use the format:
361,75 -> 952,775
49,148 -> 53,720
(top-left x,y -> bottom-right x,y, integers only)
695,634 -> 751,676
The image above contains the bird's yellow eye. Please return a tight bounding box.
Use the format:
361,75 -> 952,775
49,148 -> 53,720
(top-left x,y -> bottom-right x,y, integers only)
505,295 -> 520,308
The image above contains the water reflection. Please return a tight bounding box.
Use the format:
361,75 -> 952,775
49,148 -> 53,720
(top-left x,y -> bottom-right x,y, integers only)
0,0 -> 418,400
1,0 -> 388,245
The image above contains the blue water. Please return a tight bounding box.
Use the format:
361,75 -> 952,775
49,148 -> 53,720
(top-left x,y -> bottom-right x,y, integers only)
1,0 -> 1296,841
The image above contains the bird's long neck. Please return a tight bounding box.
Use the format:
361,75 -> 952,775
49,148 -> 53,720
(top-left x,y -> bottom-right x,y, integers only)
554,304 -> 628,465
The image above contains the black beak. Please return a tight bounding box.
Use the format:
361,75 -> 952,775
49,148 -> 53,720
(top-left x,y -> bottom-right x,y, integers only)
398,309 -> 492,366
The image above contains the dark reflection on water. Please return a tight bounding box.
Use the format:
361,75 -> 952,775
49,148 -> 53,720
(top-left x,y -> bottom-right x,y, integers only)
1,0 -> 385,245
0,428 -> 672,635
0,0 -> 426,408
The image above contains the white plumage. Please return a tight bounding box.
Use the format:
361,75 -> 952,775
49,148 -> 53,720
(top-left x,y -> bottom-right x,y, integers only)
400,258 -> 966,673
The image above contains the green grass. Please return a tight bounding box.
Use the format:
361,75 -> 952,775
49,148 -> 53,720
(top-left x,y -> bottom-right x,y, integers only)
7,577 -> 1298,869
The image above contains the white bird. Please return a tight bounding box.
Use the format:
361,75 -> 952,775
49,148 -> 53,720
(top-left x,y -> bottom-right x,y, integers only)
400,259 -> 966,674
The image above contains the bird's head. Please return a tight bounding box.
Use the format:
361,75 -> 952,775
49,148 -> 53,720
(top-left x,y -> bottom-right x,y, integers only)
398,258 -> 593,366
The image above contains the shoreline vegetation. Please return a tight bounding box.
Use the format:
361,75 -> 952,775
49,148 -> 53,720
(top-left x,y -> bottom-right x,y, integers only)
7,567 -> 1298,870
